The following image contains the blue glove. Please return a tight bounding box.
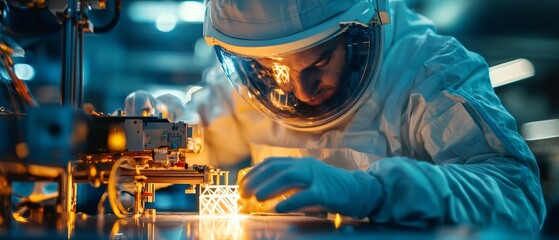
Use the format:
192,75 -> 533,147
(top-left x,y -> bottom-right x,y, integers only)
240,157 -> 385,219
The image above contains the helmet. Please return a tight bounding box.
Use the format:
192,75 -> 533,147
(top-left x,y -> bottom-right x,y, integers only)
204,0 -> 390,132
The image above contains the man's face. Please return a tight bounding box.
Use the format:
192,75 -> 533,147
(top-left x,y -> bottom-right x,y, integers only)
256,36 -> 347,106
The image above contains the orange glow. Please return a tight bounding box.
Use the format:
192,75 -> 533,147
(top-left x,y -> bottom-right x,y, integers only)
13,212 -> 28,223
15,142 -> 29,159
334,213 -> 342,229
108,126 -> 127,151
142,109 -> 150,117
272,62 -> 290,86
269,88 -> 294,112
199,218 -> 243,240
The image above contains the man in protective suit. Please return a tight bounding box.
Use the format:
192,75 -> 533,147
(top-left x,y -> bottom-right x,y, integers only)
192,0 -> 545,232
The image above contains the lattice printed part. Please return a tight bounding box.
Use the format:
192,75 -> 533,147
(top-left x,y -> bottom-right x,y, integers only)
199,185 -> 240,216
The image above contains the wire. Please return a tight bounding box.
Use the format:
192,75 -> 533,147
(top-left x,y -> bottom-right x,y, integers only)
107,157 -> 134,218
107,155 -> 151,218
0,42 -> 39,109
90,0 -> 121,33
97,191 -> 108,215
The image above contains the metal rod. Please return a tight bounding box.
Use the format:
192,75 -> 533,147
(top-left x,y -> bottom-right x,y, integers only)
61,0 -> 82,107
134,182 -> 144,215
64,162 -> 76,214
0,176 -> 11,228
77,1 -> 85,107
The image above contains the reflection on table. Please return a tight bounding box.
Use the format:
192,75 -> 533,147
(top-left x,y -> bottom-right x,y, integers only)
0,212 -> 531,240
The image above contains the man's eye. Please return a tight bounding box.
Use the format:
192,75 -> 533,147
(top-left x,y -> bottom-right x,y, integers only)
314,56 -> 331,68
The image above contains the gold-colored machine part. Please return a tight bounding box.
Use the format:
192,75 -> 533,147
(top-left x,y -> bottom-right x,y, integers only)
0,0 -> 233,232
70,150 -> 228,219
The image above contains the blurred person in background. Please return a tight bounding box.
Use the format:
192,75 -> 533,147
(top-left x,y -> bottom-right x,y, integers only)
123,90 -> 188,123
123,90 -> 158,117
156,93 -> 186,122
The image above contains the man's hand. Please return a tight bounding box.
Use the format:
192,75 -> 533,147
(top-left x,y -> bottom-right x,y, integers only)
239,157 -> 385,219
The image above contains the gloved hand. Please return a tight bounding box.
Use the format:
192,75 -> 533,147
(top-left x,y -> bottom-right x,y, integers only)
240,157 -> 385,219
237,167 -> 298,213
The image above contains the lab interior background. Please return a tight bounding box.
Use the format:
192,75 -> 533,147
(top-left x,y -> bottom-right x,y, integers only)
7,0 -> 559,231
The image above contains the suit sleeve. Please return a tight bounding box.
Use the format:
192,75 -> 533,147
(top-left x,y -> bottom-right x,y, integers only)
367,43 -> 545,233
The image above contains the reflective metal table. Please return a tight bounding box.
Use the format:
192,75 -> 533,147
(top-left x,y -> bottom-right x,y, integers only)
0,212 -> 531,239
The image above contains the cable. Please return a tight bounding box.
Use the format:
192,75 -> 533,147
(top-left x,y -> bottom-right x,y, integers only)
107,155 -> 148,218
107,157 -> 132,218
97,191 -> 108,215
0,42 -> 39,109
90,0 -> 121,33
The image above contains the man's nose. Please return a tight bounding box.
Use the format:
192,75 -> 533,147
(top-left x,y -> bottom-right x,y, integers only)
290,68 -> 322,103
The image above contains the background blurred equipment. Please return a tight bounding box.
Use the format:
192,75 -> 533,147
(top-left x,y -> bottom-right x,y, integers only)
0,41 -> 38,113
0,105 -> 86,229
124,90 -> 158,117
0,1 -> 230,237
0,1 -> 119,229
1,0 -> 121,107
58,0 -> 120,107
521,119 -> 559,235
0,0 -> 62,37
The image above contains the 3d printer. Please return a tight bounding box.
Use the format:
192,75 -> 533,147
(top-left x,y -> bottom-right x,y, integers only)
0,0 -> 236,231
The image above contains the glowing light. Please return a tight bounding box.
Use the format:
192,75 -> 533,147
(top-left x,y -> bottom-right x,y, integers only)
15,142 -> 29,159
12,213 -> 28,223
269,88 -> 294,112
199,185 -> 240,217
521,119 -> 559,141
178,1 -> 205,22
142,109 -> 151,117
129,1 -> 205,23
152,89 -> 187,103
128,2 -> 178,23
185,86 -> 203,103
490,58 -> 535,88
334,213 -> 342,229
199,218 -> 244,240
107,126 -> 126,151
426,0 -> 467,29
194,38 -> 213,60
237,167 -> 297,213
222,57 -> 237,76
14,63 -> 35,80
272,63 -> 290,85
155,14 -> 177,32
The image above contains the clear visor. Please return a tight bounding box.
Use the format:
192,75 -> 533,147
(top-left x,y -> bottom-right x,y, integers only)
216,23 -> 382,130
